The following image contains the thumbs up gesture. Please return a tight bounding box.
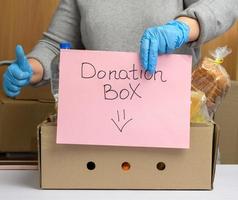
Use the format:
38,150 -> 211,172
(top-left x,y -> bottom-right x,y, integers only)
3,45 -> 33,97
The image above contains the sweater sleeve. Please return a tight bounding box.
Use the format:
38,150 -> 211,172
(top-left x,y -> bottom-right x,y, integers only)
178,0 -> 238,47
27,0 -> 84,84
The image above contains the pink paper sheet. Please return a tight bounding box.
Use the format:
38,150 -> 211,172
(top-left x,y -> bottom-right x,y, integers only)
57,50 -> 192,148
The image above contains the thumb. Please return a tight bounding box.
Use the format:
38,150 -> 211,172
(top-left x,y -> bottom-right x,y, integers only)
15,45 -> 32,74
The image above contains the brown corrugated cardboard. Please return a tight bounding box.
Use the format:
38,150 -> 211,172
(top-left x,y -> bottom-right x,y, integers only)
38,120 -> 219,190
215,81 -> 238,164
0,65 -> 54,101
15,85 -> 54,101
0,93 -> 55,152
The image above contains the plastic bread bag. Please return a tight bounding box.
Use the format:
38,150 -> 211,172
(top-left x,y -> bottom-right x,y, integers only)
191,46 -> 231,116
190,88 -> 211,123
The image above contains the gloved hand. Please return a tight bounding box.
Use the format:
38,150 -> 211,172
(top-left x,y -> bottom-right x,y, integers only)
3,45 -> 33,97
140,20 -> 190,73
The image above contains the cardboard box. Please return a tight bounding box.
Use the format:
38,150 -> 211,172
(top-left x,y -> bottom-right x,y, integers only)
38,120 -> 219,190
0,93 -> 55,152
15,85 -> 54,101
0,65 -> 54,101
215,81 -> 238,164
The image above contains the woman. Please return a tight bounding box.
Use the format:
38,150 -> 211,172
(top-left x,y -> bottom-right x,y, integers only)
3,0 -> 238,97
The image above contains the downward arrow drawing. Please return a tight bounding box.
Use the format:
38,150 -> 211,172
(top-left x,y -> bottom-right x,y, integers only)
111,109 -> 133,133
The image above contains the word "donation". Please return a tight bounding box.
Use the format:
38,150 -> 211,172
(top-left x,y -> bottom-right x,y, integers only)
80,62 -> 167,100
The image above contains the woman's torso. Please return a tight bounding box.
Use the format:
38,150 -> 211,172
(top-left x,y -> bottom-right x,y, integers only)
75,0 -> 200,65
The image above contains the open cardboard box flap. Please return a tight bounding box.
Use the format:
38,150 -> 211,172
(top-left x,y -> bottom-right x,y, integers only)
215,81 -> 238,164
212,124 -> 220,188
37,117 -> 219,190
0,93 -> 55,152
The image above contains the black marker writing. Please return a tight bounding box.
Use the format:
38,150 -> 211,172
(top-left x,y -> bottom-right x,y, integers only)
104,83 -> 142,100
81,62 -> 167,82
111,109 -> 133,133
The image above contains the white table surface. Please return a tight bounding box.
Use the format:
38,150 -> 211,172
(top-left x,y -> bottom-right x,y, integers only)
0,164 -> 237,200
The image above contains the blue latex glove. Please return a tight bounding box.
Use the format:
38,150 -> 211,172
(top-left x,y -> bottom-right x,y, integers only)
140,20 -> 190,73
3,45 -> 33,97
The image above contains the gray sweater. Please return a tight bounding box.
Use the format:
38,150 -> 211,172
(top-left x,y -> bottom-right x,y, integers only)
28,0 -> 238,83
